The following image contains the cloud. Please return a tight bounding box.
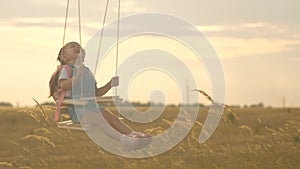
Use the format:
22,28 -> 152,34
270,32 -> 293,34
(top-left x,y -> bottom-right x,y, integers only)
211,37 -> 300,59
1,17 -> 64,28
193,22 -> 300,59
1,0 -> 299,25
111,1 -> 147,13
3,16 -> 298,62
1,0 -> 299,39
198,22 -> 298,39
198,22 -> 269,33
0,0 -> 65,18
115,0 -> 300,26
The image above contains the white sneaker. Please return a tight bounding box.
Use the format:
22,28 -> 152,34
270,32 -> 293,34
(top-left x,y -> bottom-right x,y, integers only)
120,134 -> 139,153
132,132 -> 152,138
134,132 -> 152,149
120,133 -> 152,153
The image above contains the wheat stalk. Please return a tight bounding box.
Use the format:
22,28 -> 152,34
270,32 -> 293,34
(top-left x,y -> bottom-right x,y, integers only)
22,134 -> 56,148
32,98 -> 54,126
239,125 -> 254,135
192,89 -> 237,118
33,127 -> 52,135
0,162 -> 13,167
19,110 -> 41,123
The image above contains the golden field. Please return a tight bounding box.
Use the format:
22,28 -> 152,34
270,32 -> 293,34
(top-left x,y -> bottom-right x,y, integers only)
0,106 -> 299,169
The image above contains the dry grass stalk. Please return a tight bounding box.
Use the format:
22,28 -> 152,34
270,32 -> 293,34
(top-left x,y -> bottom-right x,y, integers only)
0,162 -> 13,167
193,89 -> 238,123
32,98 -> 54,126
19,110 -> 41,123
239,125 -> 254,135
192,89 -> 236,114
203,144 -> 214,154
162,118 -> 173,126
33,128 -> 52,135
22,134 -> 56,148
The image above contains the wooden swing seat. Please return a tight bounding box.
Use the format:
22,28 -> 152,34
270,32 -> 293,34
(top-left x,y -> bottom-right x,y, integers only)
61,96 -> 122,106
57,120 -> 89,131
57,96 -> 122,130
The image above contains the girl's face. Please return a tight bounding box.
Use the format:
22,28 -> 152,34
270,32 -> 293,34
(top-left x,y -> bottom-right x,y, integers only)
62,42 -> 84,64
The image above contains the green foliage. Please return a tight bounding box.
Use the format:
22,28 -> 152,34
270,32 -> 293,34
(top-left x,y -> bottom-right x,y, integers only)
227,112 -> 237,124
294,135 -> 300,143
0,102 -> 13,107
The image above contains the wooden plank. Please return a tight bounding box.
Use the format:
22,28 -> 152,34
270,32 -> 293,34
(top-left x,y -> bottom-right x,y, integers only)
57,124 -> 85,131
57,120 -> 91,131
56,96 -> 122,130
57,120 -> 73,124
61,96 -> 122,105
62,99 -> 88,105
81,96 -> 120,101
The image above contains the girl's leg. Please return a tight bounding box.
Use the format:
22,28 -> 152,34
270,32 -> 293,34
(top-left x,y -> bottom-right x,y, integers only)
80,111 -> 122,141
81,110 -> 152,153
100,108 -> 133,135
80,111 -> 147,152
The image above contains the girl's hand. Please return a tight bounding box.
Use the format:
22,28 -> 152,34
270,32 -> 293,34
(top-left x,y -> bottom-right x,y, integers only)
111,76 -> 119,87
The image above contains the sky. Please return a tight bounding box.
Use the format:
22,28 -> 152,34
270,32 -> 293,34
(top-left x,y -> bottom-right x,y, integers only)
0,0 -> 299,107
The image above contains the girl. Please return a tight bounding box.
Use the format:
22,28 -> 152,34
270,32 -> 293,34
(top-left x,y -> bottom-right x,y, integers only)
50,41 -> 151,153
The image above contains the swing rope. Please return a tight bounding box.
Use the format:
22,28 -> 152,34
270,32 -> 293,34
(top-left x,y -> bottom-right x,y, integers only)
93,0 -> 121,77
61,0 -> 83,97
61,0 -> 70,63
94,0 -> 110,75
77,0 -> 82,45
61,0 -> 82,50
115,0 -> 121,76
114,0 -> 121,98
92,0 -> 121,102
61,0 -> 121,83
61,0 -> 121,99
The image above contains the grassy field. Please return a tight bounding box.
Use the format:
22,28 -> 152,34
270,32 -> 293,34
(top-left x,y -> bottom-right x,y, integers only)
0,106 -> 299,169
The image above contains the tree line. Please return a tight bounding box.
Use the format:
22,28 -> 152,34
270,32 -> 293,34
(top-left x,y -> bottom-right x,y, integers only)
0,101 -> 266,108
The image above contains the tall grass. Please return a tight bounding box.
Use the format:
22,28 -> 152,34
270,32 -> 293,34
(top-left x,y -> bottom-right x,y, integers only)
0,103 -> 299,168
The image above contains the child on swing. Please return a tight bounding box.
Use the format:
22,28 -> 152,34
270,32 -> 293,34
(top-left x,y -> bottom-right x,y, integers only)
49,41 -> 151,152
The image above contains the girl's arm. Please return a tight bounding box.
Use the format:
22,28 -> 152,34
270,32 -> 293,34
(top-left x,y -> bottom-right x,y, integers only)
60,66 -> 83,91
59,76 -> 80,91
96,80 -> 112,96
96,76 -> 119,96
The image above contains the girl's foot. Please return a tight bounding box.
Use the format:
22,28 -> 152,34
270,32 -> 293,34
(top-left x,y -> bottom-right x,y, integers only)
121,132 -> 152,153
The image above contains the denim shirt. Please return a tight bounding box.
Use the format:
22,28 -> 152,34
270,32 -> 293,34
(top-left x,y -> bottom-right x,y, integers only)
68,65 -> 99,123
71,65 -> 97,99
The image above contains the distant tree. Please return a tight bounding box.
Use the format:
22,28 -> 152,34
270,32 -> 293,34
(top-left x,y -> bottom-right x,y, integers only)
230,105 -> 241,108
250,102 -> 264,108
257,102 -> 264,108
0,102 -> 13,107
168,104 -> 177,107
192,103 -> 206,108
131,102 -> 142,107
155,102 -> 165,107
